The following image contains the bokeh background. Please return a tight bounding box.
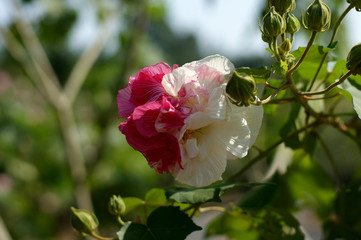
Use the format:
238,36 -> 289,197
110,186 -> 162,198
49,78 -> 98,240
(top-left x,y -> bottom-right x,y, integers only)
0,0 -> 360,239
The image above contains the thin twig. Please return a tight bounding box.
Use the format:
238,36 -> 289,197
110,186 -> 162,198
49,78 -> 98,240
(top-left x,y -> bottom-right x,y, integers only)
255,83 -> 289,105
288,31 -> 317,75
300,71 -> 352,96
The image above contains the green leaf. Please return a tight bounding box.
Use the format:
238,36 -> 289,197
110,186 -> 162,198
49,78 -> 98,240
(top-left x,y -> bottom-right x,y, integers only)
207,206 -> 304,240
235,67 -> 271,84
166,182 -> 263,204
340,76 -> 361,119
145,188 -> 167,206
238,177 -> 278,210
272,61 -> 289,76
291,44 -> 333,81
117,206 -> 201,240
123,197 -> 144,215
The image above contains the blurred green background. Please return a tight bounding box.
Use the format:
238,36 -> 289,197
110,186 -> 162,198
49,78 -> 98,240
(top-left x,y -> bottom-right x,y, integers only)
0,0 -> 360,239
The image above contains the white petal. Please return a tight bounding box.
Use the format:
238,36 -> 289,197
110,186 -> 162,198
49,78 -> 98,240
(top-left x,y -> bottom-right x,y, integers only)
162,67 -> 197,97
184,138 -> 199,159
207,85 -> 227,120
184,112 -> 214,130
173,136 -> 228,187
184,55 -> 235,76
204,112 -> 251,159
232,103 -> 263,147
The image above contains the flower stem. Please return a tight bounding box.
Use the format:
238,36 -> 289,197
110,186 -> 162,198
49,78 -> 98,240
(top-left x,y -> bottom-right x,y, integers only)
90,231 -> 116,240
307,4 -> 354,91
286,31 -> 318,117
288,31 -> 317,75
272,38 -> 282,62
255,83 -> 289,105
117,216 -> 125,226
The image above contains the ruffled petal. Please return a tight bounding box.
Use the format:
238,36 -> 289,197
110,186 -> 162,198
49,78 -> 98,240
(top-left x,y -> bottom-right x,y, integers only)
132,101 -> 162,138
117,77 -> 136,118
132,62 -> 172,105
231,103 -> 263,147
183,55 -> 235,91
172,135 -> 228,187
206,115 -> 251,159
119,117 -> 181,173
184,112 -> 214,130
155,97 -> 187,133
162,67 -> 197,97
206,85 -> 228,120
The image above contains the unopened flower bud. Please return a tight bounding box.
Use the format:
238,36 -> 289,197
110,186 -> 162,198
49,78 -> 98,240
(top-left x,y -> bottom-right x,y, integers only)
226,71 -> 257,107
347,0 -> 361,10
302,0 -> 331,32
269,0 -> 296,14
285,13 -> 300,34
108,195 -> 126,216
346,43 -> 361,75
262,33 -> 274,44
70,207 -> 99,236
280,39 -> 292,53
261,6 -> 286,37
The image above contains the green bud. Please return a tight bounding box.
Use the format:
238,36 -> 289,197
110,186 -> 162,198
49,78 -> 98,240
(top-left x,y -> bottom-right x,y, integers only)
108,195 -> 126,216
70,207 -> 99,236
302,0 -> 331,32
261,33 -> 274,44
269,0 -> 296,14
280,39 -> 292,53
347,0 -> 361,10
285,13 -> 300,34
261,6 -> 286,37
226,71 -> 257,107
346,43 -> 361,75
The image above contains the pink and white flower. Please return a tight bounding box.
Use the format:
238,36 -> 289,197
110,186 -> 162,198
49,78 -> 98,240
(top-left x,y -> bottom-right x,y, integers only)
117,55 -> 263,187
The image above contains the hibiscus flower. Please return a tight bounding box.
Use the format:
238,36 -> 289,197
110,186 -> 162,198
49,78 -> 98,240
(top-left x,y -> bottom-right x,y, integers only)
117,55 -> 263,187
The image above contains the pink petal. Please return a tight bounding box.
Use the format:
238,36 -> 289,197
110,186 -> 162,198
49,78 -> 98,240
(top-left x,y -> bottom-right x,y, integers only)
143,134 -> 182,173
119,117 -> 181,173
132,101 -> 162,138
155,97 -> 186,132
131,62 -> 172,106
119,117 -> 164,152
117,77 -> 136,118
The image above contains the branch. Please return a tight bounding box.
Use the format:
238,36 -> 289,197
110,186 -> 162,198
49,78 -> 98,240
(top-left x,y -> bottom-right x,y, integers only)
64,20 -> 114,104
12,0 -> 61,90
0,216 -> 12,240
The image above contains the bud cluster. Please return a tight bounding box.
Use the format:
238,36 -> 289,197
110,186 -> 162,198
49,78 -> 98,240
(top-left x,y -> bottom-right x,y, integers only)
259,0 -> 334,63
259,0 -> 299,62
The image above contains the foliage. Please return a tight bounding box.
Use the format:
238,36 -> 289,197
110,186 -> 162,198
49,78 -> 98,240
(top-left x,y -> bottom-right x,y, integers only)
1,0 -> 361,240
